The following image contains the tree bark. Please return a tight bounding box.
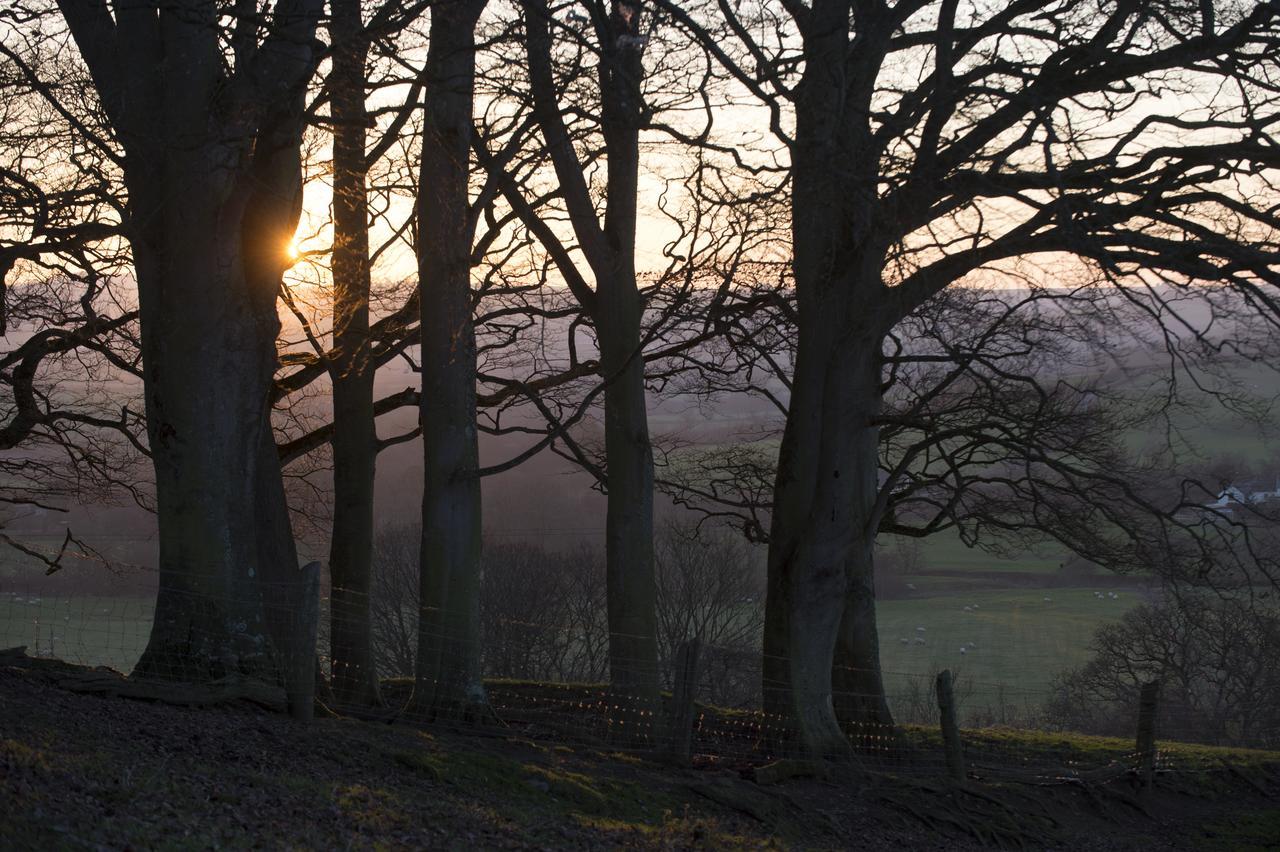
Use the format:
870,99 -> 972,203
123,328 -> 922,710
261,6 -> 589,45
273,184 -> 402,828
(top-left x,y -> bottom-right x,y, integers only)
132,140 -> 305,687
600,300 -> 661,709
759,0 -> 898,757
53,1 -> 323,693
832,543 -> 895,729
521,0 -> 661,711
597,1 -> 661,711
326,0 -> 383,708
763,308 -> 892,756
411,0 -> 489,720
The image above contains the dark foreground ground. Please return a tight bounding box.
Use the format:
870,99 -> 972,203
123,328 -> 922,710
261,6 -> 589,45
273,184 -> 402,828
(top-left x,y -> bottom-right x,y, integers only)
2,657 -> 1279,850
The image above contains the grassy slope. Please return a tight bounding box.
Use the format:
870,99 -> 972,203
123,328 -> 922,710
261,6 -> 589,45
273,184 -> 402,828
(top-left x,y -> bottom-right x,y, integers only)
3,660 -> 1280,851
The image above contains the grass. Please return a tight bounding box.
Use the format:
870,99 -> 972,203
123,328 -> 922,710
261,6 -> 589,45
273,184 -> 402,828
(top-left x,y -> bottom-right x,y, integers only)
1113,356 -> 1280,463
5,658 -> 1280,851
877,587 -> 1137,700
0,591 -> 153,672
0,584 -> 1137,700
0,584 -> 1138,735
914,529 -> 1069,574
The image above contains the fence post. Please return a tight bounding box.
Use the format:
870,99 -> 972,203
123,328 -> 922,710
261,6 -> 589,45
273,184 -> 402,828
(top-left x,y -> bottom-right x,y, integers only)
936,669 -> 966,782
287,561 -> 322,722
1135,679 -> 1160,788
662,637 -> 702,765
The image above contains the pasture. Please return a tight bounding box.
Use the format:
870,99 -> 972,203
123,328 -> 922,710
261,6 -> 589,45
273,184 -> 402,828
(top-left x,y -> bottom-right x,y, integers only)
913,529 -> 1067,574
877,587 -> 1140,706
0,585 -> 1141,717
0,592 -> 153,673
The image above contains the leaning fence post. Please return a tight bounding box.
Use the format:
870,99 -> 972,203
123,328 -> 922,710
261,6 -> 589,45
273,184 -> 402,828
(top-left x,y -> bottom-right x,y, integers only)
1135,679 -> 1160,788
287,561 -> 322,722
662,637 -> 702,765
936,669 -> 966,782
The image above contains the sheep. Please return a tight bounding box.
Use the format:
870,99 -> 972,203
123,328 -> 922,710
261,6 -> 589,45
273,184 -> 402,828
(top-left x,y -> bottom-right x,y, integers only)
1042,596 -> 1052,602
971,604 -> 980,610
963,606 -> 972,612
916,626 -> 927,632
959,647 -> 967,655
914,637 -> 927,645
900,638 -> 910,645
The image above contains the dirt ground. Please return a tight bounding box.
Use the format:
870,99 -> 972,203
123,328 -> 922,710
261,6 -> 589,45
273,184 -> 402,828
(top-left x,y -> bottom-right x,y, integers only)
2,657 -> 1278,850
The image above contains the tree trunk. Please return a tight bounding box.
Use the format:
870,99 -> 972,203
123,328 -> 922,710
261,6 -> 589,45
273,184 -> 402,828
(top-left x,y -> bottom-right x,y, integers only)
833,548 -> 894,730
599,300 -> 660,708
56,0 -> 322,704
521,0 -> 661,713
411,0 -> 489,720
761,0 -> 893,755
132,154 -> 301,685
597,0 -> 660,714
832,341 -> 893,730
763,299 -> 886,757
326,0 -> 382,708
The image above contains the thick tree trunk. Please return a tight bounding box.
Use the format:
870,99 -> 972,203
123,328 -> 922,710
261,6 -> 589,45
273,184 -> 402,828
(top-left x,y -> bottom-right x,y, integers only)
833,556 -> 894,730
762,323 -> 861,757
132,157 -> 301,686
762,285 -> 887,757
326,0 -> 382,708
599,301 -> 660,708
57,0 -> 322,708
761,0 -> 896,756
411,0 -> 489,720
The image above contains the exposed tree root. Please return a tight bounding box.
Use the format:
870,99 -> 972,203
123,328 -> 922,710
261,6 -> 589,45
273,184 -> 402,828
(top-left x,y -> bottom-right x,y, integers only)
1219,759 -> 1275,798
686,777 -> 785,824
873,776 -> 1068,849
4,646 -> 289,712
750,758 -> 833,785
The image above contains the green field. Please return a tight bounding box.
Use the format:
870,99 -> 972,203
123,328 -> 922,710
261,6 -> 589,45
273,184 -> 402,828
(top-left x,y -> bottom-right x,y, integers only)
0,584 -> 1137,723
913,528 -> 1068,574
0,592 -> 153,672
1113,357 -> 1280,462
877,587 -> 1136,703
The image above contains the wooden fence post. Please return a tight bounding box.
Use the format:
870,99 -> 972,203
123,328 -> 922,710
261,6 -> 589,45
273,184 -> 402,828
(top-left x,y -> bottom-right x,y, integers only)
936,669 -> 966,782
662,637 -> 702,765
1136,679 -> 1160,788
287,561 -> 322,722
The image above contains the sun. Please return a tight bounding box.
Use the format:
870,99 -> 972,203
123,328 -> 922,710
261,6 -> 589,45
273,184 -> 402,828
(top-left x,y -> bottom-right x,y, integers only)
285,238 -> 302,262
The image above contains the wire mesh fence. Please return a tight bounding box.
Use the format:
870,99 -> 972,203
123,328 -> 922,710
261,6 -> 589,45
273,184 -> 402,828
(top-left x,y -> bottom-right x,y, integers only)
4,563 -> 1277,788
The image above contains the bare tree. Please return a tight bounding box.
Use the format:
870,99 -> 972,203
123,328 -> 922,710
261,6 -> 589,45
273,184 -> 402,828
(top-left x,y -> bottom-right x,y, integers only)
412,0 -> 492,720
326,0 -> 383,707
37,1 -> 325,705
657,0 -> 1280,755
514,0 -> 662,708
654,519 -> 764,707
1048,593 -> 1280,748
369,522 -> 419,678
0,30 -> 147,563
